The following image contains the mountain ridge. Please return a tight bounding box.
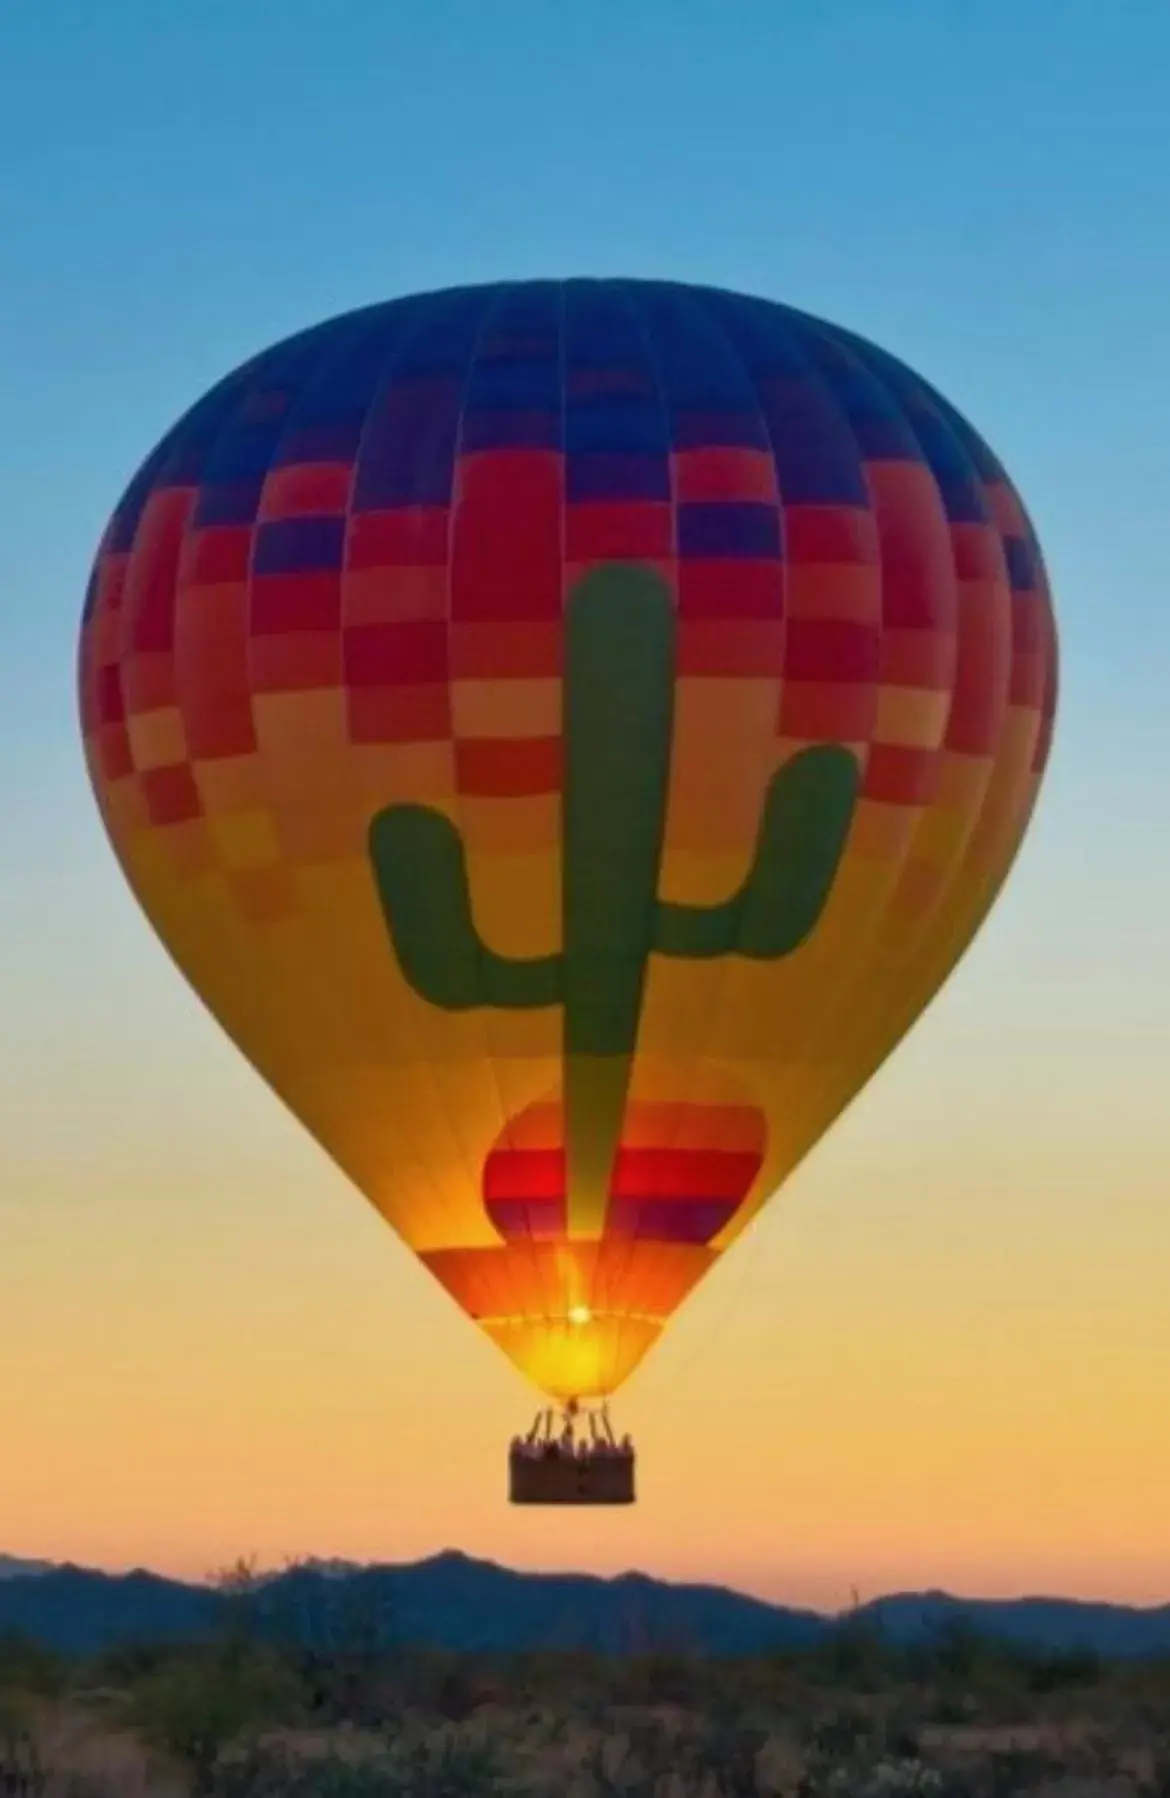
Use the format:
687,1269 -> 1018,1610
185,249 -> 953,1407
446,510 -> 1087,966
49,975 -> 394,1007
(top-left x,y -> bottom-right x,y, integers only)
1,1550 -> 1167,1659
0,1555 -> 55,1580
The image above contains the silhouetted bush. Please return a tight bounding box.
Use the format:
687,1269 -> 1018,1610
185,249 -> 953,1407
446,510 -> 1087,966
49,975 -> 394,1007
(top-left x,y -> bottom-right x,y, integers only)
0,1635 -> 66,1701
208,1734 -> 505,1797
0,1708 -> 46,1798
1024,1644 -> 1103,1691
811,1620 -> 889,1692
127,1645 -> 304,1793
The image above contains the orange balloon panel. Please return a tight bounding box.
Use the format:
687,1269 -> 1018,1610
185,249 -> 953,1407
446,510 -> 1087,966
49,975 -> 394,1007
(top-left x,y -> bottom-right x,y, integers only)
78,281 -> 1058,1400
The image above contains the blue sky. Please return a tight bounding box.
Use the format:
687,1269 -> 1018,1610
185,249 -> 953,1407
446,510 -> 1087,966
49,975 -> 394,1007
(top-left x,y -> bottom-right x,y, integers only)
4,0 -> 1166,1025
3,0 -> 1168,830
0,0 -> 1168,1590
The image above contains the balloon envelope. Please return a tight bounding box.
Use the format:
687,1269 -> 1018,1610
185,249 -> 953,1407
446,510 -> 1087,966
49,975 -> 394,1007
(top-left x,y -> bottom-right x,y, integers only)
79,280 -> 1057,1401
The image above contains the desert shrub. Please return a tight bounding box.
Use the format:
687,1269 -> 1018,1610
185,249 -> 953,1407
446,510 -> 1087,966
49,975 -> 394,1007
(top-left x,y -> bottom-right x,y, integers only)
127,1645 -> 304,1793
516,1648 -> 612,1716
609,1649 -> 704,1708
722,1650 -> 802,1714
814,1769 -> 958,1797
1022,1644 -> 1103,1692
805,1706 -> 880,1758
981,1746 -> 1077,1795
686,1711 -> 769,1797
582,1723 -> 678,1798
293,1645 -> 404,1731
0,1636 -> 66,1701
255,1565 -> 408,1730
210,1746 -> 389,1796
403,1652 -> 494,1724
1148,1741 -> 1170,1798
922,1687 -> 977,1727
812,1621 -> 891,1693
211,1749 -> 407,1797
393,1732 -> 504,1796
210,1733 -> 506,1797
83,1639 -> 183,1686
257,1564 -> 396,1659
0,1710 -> 46,1798
52,1782 -> 128,1798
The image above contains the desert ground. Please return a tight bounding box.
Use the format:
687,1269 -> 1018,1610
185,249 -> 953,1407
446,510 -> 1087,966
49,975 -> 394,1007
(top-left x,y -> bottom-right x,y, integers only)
2,1604 -> 1170,1796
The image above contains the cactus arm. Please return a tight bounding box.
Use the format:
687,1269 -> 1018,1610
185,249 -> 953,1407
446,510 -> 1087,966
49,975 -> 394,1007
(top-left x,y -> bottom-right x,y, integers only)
737,744 -> 859,956
368,804 -> 561,1010
653,744 -> 860,960
561,565 -> 677,1235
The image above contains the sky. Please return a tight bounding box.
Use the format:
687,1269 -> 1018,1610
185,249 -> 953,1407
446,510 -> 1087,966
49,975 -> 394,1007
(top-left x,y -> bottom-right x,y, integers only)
1,0 -> 1168,1613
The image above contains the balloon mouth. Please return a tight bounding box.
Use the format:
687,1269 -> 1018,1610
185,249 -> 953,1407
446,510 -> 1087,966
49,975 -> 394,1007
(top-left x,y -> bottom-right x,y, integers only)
426,1089 -> 771,1400
479,1308 -> 666,1404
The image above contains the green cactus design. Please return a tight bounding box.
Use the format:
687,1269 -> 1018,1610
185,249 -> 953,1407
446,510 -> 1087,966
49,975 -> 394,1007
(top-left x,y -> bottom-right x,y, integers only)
368,564 -> 860,1236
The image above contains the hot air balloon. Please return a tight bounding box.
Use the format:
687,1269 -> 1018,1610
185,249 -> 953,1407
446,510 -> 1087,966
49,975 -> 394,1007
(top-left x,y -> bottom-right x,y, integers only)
78,280 -> 1057,1506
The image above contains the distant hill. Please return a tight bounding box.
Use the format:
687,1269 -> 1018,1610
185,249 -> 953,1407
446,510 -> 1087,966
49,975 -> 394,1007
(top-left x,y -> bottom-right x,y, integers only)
0,1565 -> 217,1653
1,1550 -> 1168,1660
0,1552 -> 822,1658
0,1556 -> 54,1580
860,1589 -> 1170,1658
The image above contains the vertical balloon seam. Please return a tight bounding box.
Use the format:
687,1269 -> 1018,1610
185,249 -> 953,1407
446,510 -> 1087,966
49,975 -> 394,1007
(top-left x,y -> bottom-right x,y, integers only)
796,313 -> 996,1192
804,313 -> 964,1138
691,292 -> 849,1257
506,281 -> 572,1362
123,351 -> 292,1147
555,278 -> 577,1384
762,315 -> 975,1183
399,285 -> 538,1317
605,276 -> 678,1393
853,355 -> 1015,989
714,298 -> 965,1247
635,279 -> 709,1387
850,345 -> 1049,1051
570,279 -> 633,1398
169,353 -> 278,1112
593,278 -> 681,1393
317,301 -> 464,1253
795,366 -> 1050,1171
244,310 -> 370,1079
918,378 -> 1060,780
236,314 -> 444,1251
636,280 -> 727,1318
696,292 -> 909,1253
230,307 -> 442,1260
636,282 -> 792,1378
82,354 -> 264,1086
447,282 -> 557,1369
640,282 -> 792,1321
407,288 -> 519,1266
557,287 -> 625,1388
570,282 -> 632,1386
689,290 -> 818,1250
763,326 -> 994,1200
203,328 -> 365,1164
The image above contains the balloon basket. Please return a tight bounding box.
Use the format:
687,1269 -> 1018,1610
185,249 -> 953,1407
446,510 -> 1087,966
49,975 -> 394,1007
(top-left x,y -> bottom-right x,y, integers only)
508,1402 -> 636,1506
